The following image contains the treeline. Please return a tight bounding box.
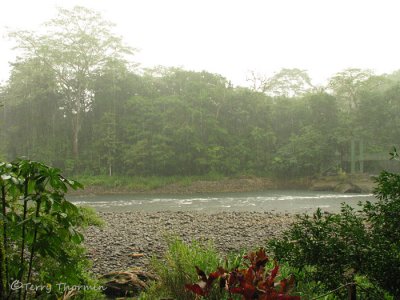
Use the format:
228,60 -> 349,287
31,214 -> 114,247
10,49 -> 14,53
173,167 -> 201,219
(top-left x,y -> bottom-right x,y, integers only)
0,7 -> 400,178
2,65 -> 400,177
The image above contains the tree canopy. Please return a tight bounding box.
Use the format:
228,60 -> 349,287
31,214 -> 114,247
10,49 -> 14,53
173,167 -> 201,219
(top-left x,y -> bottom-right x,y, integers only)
1,6 -> 399,178
8,6 -> 134,159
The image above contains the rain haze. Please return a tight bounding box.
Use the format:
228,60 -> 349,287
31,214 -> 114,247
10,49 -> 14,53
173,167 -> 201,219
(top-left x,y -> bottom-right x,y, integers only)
1,0 -> 400,85
3,1 -> 400,298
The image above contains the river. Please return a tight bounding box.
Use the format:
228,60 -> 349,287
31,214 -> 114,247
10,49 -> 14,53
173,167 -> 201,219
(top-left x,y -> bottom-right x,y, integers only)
68,190 -> 375,214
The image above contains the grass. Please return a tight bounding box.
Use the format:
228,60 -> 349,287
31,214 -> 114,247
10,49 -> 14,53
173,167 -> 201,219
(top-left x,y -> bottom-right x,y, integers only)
74,173 -> 227,192
139,236 -> 230,300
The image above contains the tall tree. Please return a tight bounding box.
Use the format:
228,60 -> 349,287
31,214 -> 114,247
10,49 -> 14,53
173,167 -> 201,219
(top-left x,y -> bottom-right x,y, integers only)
328,68 -> 373,111
9,6 -> 134,161
262,68 -> 314,97
1,58 -> 66,164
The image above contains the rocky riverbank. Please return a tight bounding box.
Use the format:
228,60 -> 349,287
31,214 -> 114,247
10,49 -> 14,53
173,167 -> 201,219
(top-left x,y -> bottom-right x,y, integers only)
309,175 -> 375,193
83,211 -> 295,275
71,177 -> 285,195
72,175 -> 375,196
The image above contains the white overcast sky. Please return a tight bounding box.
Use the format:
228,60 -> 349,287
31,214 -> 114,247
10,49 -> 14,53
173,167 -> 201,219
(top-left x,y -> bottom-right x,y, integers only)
1,0 -> 400,87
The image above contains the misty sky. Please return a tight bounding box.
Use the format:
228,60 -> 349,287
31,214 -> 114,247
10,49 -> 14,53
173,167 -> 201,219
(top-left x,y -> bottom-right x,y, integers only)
1,0 -> 400,86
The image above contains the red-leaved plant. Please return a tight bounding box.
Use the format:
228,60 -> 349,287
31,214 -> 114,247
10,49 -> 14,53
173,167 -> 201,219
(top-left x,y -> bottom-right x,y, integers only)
185,248 -> 300,300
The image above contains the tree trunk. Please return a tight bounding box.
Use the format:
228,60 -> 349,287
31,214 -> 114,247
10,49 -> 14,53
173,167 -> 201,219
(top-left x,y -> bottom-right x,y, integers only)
0,186 -> 8,298
347,283 -> 356,300
72,111 -> 80,160
0,224 -> 5,300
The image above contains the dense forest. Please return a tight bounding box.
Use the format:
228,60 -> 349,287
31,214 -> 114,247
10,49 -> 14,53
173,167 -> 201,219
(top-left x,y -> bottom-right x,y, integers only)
1,7 -> 399,178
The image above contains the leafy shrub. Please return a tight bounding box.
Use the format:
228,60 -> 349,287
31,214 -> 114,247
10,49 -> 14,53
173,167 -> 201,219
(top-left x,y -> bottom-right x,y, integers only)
268,206 -> 369,292
0,159 -> 104,299
362,170 -> 400,297
268,167 -> 400,299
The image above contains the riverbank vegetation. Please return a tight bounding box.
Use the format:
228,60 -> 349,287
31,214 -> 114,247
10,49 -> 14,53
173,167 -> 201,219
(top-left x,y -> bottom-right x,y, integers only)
0,163 -> 398,299
1,6 -> 400,182
74,173 -> 226,193
139,163 -> 400,299
142,239 -> 301,300
73,172 -> 376,195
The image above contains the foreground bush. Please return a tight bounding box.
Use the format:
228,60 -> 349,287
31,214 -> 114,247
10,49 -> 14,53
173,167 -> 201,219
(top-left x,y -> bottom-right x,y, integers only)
139,235 -> 383,299
363,170 -> 400,297
268,168 -> 400,299
0,159 -> 104,299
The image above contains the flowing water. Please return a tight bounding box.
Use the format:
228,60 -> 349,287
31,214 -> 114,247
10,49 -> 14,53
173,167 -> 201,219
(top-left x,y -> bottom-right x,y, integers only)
68,190 -> 375,214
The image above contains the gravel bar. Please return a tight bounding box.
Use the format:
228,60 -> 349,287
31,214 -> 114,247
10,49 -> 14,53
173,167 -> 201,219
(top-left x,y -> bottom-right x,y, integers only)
83,211 -> 295,275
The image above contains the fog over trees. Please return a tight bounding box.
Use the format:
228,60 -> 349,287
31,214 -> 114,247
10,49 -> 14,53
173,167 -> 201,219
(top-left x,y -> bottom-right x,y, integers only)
1,6 -> 399,178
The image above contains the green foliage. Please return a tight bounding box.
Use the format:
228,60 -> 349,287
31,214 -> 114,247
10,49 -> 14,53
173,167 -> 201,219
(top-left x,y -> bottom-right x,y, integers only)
268,207 -> 369,297
145,237 -> 223,300
8,6 -> 134,162
273,126 -> 328,177
75,174 -> 225,192
3,57 -> 398,177
268,167 -> 400,298
36,243 -> 105,300
141,237 -> 332,299
143,237 -> 393,300
278,265 -> 337,299
261,68 -> 314,97
328,68 -> 373,111
79,206 -> 105,227
361,170 -> 400,296
0,159 -> 103,299
3,5 -> 400,178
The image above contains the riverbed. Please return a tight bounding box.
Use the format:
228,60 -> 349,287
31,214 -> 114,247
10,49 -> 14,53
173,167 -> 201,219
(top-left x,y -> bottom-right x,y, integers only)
78,191 -> 376,274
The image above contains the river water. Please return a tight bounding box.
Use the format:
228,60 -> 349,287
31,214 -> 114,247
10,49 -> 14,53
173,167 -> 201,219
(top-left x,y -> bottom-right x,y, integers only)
68,190 -> 375,214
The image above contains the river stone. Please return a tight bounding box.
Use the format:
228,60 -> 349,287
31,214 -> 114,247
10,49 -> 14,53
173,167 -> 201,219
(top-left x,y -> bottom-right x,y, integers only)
101,268 -> 157,297
83,211 -> 295,275
334,183 -> 362,193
